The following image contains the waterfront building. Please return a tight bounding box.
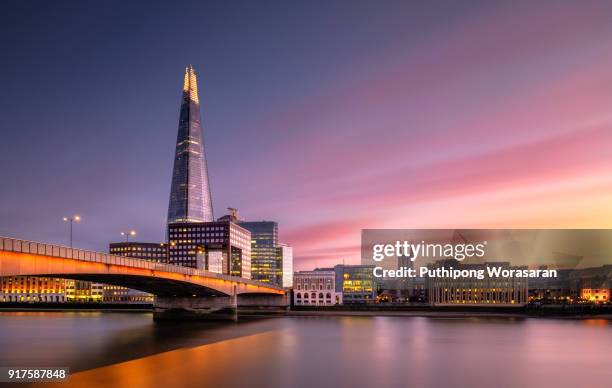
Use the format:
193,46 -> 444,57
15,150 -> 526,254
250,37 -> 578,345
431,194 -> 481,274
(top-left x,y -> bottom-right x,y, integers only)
0,276 -> 103,303
235,219 -> 294,287
167,65 -> 214,225
427,260 -> 528,306
528,267 -> 573,303
238,221 -> 280,284
333,264 -> 376,304
580,288 -> 610,304
103,242 -> 168,303
278,243 -> 293,288
293,270 -> 341,306
0,276 -> 67,302
167,221 -> 251,278
65,280 -> 104,302
570,265 -> 612,304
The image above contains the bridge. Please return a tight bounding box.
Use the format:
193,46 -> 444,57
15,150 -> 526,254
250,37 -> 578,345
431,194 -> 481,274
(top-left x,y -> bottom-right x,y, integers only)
0,236 -> 288,320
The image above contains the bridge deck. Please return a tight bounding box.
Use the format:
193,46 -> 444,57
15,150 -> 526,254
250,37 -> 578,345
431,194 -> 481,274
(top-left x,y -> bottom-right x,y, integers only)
0,236 -> 284,296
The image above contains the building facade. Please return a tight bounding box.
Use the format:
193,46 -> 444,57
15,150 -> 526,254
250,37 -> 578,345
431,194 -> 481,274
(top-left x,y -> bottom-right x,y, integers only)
333,265 -> 376,304
293,270 -> 341,306
236,220 -> 294,288
167,65 -> 214,225
65,280 -> 104,302
238,221 -> 280,285
0,276 -> 67,302
278,243 -> 293,288
168,221 -> 251,278
427,260 -> 528,306
0,277 -> 104,303
103,242 -> 168,303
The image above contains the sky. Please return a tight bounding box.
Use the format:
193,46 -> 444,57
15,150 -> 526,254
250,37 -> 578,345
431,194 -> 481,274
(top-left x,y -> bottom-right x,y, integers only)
1,0 -> 612,270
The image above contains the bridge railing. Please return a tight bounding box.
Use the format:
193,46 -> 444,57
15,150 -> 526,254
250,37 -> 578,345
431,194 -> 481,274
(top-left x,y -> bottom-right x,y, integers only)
0,236 -> 283,290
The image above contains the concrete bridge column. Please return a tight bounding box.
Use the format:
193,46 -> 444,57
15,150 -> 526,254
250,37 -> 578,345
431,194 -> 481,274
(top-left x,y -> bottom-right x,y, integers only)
153,286 -> 238,321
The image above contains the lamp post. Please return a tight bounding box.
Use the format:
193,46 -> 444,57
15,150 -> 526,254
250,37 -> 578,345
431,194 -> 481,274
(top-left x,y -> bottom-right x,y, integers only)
121,230 -> 136,242
62,215 -> 81,248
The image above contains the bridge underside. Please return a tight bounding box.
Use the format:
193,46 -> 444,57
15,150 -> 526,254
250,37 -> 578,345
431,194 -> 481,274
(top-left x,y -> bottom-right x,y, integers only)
43,274 -> 227,297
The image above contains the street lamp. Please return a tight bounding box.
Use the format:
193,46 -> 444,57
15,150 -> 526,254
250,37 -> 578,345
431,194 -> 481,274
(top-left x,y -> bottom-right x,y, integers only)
121,230 -> 136,242
62,215 -> 81,248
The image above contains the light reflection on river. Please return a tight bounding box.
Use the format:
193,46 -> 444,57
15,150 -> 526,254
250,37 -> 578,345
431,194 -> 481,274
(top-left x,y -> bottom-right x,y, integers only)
0,312 -> 610,388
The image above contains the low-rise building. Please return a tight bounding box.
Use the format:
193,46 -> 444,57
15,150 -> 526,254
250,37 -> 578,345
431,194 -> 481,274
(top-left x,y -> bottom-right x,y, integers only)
333,264 -> 376,304
293,270 -> 341,306
427,260 -> 528,306
0,276 -> 67,303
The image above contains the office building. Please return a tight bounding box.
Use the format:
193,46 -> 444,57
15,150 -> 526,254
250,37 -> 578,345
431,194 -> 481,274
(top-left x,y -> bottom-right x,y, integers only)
65,280 -> 104,302
333,264 -> 376,304
103,242 -> 168,304
167,65 -> 214,225
293,270 -> 341,306
238,221 -> 280,284
427,260 -> 528,306
0,276 -> 67,303
236,219 -> 294,287
278,243 -> 293,288
0,277 -> 103,303
168,221 -> 251,278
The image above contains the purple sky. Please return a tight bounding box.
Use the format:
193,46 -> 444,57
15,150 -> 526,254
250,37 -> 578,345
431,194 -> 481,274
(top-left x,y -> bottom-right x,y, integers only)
1,1 -> 612,270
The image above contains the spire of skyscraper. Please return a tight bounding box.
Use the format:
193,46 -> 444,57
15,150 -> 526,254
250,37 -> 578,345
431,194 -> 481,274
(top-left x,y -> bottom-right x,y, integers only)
167,65 -> 214,224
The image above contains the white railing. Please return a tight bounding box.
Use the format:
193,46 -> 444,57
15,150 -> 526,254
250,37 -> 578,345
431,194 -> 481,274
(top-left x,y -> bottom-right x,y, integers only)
0,236 -> 283,291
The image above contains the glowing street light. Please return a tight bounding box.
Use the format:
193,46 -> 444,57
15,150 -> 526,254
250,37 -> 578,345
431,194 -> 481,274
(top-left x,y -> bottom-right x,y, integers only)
62,215 -> 81,248
121,230 -> 136,242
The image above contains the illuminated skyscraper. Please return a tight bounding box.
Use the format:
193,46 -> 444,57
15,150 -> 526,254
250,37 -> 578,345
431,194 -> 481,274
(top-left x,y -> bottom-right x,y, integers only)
167,65 -> 214,224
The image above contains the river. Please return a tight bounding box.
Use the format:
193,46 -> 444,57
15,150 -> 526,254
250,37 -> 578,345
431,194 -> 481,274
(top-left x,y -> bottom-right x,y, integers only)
0,312 -> 610,387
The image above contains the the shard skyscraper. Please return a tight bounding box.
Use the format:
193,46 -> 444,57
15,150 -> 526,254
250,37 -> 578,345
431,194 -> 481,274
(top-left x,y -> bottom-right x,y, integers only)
167,66 -> 214,225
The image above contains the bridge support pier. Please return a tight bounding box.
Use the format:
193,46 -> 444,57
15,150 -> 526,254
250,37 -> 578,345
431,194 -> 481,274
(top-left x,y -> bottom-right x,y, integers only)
153,294 -> 238,322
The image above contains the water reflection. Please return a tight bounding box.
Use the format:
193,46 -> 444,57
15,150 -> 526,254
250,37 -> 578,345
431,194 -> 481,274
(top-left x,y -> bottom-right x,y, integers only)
0,312 -> 609,388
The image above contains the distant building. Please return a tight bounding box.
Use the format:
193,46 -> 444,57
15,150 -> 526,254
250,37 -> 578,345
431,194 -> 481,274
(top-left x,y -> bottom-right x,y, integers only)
109,242 -> 168,263
168,221 -> 251,278
103,242 -> 168,304
529,265 -> 612,304
573,265 -> 612,304
528,267 -> 573,303
293,270 -> 341,306
0,276 -> 104,303
333,265 -> 376,304
235,219 -> 294,288
0,276 -> 67,303
581,288 -> 610,304
278,243 -> 293,288
238,221 -> 280,285
65,280 -> 103,303
427,260 -> 528,306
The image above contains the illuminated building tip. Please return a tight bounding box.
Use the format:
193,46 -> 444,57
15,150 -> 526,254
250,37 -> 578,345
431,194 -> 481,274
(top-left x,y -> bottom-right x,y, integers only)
182,65 -> 199,104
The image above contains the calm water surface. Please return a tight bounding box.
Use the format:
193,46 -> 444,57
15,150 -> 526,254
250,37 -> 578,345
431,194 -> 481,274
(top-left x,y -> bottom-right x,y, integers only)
0,312 -> 610,388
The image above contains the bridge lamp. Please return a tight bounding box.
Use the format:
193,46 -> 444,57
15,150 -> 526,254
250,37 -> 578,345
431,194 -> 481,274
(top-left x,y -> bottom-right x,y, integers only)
62,215 -> 81,248
121,230 -> 136,242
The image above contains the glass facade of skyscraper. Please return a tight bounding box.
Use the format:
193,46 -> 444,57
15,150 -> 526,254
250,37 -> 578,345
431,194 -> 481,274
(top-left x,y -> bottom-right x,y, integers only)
239,221 -> 280,285
167,66 -> 214,224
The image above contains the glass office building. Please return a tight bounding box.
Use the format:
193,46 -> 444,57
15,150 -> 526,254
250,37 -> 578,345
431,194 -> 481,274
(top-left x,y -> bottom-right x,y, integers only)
104,242 -> 169,303
333,265 -> 376,304
239,221 -> 280,285
167,65 -> 214,224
